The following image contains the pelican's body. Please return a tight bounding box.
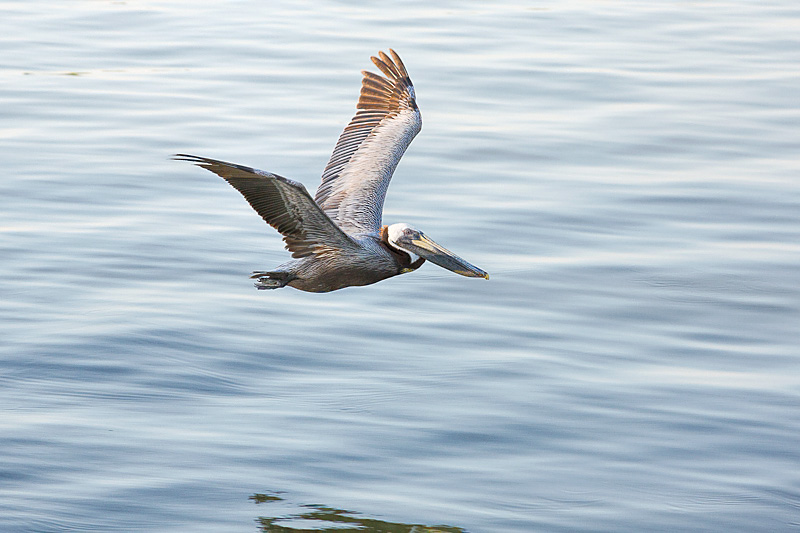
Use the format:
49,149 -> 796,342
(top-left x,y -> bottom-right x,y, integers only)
258,227 -> 422,293
176,50 -> 487,292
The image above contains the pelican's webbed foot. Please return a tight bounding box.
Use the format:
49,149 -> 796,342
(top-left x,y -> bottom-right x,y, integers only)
250,271 -> 297,290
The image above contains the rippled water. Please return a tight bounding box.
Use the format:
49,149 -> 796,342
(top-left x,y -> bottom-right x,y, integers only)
2,1 -> 799,532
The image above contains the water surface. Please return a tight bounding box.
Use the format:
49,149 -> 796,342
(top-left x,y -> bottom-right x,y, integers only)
2,1 -> 799,531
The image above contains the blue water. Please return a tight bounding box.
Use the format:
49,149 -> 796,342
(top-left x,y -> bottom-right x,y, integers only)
2,1 -> 799,531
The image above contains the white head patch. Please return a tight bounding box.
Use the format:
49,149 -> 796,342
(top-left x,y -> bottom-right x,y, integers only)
387,223 -> 420,265
387,223 -> 413,245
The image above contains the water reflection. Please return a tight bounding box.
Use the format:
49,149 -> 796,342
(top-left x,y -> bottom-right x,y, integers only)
251,493 -> 464,533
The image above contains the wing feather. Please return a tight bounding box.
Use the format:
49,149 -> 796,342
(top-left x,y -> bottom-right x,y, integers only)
314,49 -> 421,235
175,154 -> 357,258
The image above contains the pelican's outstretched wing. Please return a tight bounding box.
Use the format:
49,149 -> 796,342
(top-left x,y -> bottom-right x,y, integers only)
314,49 -> 422,235
175,154 -> 357,258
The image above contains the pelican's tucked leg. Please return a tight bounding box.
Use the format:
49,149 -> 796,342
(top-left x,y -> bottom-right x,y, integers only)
250,271 -> 297,290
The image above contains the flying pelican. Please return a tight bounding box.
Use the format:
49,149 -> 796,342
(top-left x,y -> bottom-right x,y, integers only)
175,49 -> 488,292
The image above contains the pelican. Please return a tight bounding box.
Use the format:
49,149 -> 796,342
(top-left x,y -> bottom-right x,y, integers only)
175,49 -> 488,292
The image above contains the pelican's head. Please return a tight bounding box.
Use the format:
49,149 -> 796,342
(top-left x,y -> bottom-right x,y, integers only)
386,223 -> 489,279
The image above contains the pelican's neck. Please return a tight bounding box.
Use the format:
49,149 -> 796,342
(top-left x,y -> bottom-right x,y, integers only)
379,225 -> 405,257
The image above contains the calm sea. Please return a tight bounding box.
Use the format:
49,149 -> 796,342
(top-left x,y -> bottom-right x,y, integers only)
2,1 -> 799,531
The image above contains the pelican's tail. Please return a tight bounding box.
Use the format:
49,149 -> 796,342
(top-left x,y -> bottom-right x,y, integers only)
250,271 -> 297,290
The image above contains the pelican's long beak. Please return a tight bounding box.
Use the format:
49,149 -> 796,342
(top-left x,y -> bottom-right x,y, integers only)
407,233 -> 489,279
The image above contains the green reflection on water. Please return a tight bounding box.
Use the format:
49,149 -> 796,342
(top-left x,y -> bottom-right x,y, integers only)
251,493 -> 465,532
